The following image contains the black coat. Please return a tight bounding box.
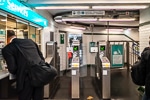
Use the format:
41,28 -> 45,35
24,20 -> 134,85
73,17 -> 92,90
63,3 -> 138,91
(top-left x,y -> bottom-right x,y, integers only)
2,38 -> 45,92
141,47 -> 150,97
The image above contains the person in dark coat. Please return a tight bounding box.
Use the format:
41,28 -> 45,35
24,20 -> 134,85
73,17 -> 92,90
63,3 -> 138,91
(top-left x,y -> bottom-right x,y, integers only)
2,30 -> 45,100
140,44 -> 150,100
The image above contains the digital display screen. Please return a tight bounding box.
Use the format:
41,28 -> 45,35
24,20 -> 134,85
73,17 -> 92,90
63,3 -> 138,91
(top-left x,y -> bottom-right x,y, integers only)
73,46 -> 78,51
100,45 -> 105,51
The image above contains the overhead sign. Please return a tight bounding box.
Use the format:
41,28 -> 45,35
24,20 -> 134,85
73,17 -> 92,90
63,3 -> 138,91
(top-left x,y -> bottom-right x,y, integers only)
72,11 -> 105,16
0,0 -> 48,27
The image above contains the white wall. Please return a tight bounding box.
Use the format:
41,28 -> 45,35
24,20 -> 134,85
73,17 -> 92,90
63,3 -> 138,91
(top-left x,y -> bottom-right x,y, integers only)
139,7 -> 150,54
35,10 -> 58,58
140,8 -> 150,24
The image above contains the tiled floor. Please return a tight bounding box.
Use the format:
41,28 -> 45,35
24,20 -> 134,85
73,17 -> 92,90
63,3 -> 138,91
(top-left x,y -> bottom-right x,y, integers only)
111,68 -> 142,100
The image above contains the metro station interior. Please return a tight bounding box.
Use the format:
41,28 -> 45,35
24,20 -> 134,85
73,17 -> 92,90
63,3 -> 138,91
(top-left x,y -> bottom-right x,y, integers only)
0,0 -> 150,100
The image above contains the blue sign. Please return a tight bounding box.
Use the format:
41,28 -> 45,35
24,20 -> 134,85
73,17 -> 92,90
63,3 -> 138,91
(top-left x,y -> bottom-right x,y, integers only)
0,0 -> 48,27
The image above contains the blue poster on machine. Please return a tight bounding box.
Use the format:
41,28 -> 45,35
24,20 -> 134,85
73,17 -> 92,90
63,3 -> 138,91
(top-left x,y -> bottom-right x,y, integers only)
111,45 -> 124,68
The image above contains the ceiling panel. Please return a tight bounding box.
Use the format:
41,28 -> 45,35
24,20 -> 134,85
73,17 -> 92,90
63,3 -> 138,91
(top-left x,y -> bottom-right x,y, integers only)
24,0 -> 150,28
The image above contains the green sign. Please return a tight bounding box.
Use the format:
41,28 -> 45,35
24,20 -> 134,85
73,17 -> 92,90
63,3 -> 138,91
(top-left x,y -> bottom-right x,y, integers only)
100,45 -> 105,51
60,34 -> 64,44
73,46 -> 78,51
111,45 -> 124,68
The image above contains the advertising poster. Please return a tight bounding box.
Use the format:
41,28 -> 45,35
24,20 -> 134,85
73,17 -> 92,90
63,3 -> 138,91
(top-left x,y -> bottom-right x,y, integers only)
111,45 -> 124,68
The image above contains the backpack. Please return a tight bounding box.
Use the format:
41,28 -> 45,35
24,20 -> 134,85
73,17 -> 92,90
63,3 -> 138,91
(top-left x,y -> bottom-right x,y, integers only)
27,61 -> 57,87
131,60 -> 145,86
14,43 -> 58,87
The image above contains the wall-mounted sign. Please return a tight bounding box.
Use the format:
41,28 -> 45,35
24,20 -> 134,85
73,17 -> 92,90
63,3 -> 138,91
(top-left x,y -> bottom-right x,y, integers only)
0,0 -> 48,27
60,34 -> 64,44
89,42 -> 96,53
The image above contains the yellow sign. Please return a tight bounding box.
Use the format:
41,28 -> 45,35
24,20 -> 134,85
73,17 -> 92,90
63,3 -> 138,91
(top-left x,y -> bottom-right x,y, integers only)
72,63 -> 79,67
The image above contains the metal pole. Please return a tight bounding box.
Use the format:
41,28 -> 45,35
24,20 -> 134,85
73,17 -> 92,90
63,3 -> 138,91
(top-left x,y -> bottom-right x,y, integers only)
90,24 -> 94,42
106,21 -> 109,58
107,21 -> 109,41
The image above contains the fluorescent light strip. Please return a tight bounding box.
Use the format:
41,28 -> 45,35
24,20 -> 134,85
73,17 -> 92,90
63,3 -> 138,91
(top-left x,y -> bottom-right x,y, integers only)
1,19 -> 7,21
70,26 -> 86,30
62,18 -> 97,22
33,0 -> 150,4
35,5 -> 149,10
35,6 -> 89,9
99,18 -> 135,21
92,5 -> 149,10
106,29 -> 123,32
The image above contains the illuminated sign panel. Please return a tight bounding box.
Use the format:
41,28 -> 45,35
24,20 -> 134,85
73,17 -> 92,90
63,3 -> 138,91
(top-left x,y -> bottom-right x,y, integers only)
100,45 -> 105,51
73,46 -> 78,51
0,0 -> 48,27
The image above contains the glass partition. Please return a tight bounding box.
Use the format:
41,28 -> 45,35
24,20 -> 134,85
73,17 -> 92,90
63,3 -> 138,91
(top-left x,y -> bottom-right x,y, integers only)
29,25 -> 36,42
36,28 -> 41,49
7,17 -> 17,44
16,20 -> 28,39
29,24 -> 42,49
1,13 -> 42,48
0,13 -> 6,46
0,13 -> 6,70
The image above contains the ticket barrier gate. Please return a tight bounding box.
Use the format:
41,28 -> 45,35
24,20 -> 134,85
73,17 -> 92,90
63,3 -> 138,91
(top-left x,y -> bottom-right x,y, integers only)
44,41 -> 60,98
95,55 -> 111,99
71,40 -> 80,99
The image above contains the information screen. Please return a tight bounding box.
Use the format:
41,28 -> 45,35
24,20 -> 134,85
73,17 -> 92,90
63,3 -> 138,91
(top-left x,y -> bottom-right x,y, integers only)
100,45 -> 105,51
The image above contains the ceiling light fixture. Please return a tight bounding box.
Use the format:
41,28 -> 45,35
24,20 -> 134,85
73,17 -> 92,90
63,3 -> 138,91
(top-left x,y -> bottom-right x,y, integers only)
1,19 -> 7,21
98,18 -> 136,21
35,5 -> 149,10
106,29 -> 123,32
62,18 -> 97,22
35,6 -> 89,9
92,5 -> 149,10
70,26 -> 86,30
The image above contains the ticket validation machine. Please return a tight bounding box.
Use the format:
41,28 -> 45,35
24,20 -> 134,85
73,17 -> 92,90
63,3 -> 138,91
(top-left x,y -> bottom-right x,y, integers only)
71,40 -> 80,99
